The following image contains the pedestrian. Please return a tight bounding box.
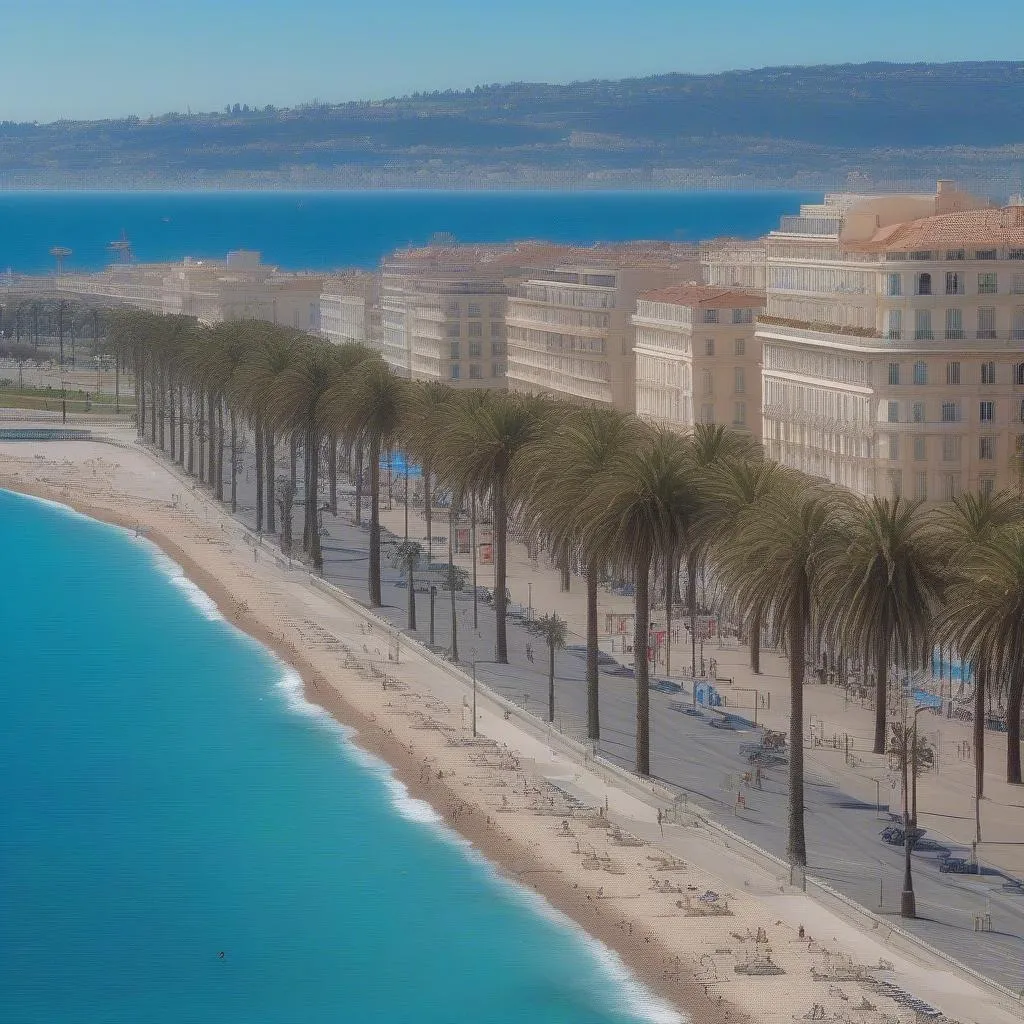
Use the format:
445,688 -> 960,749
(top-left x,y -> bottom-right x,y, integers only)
657,808 -> 664,835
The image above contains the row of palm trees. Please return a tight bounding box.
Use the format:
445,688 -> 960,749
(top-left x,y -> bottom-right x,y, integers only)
106,308 -> 1024,872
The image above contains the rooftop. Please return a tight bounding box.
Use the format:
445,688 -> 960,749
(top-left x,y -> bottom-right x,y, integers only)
843,204 -> 1024,253
637,283 -> 767,307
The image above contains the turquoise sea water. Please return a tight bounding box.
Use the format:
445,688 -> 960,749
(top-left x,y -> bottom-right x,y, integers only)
0,489 -> 680,1024
0,190 -> 818,274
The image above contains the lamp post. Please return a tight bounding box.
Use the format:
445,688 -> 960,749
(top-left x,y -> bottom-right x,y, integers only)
900,703 -> 929,919
470,645 -> 479,738
429,585 -> 437,648
528,582 -> 533,622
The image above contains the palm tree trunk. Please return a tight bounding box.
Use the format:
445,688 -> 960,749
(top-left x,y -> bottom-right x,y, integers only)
354,441 -> 363,526
687,550 -> 699,677
634,547 -> 653,777
216,401 -> 225,501
230,410 -> 238,513
750,603 -> 762,675
1007,660 -> 1023,785
548,640 -> 556,723
255,423 -> 265,533
178,386 -> 185,465
158,367 -> 165,451
136,355 -> 145,437
787,596 -> 808,867
168,381 -> 176,461
494,475 -> 509,664
664,551 -> 674,678
206,392 -> 216,487
369,436 -> 382,605
266,428 -> 276,532
874,631 -> 891,755
306,424 -> 323,571
449,509 -> 458,662
289,431 -> 298,511
187,391 -> 195,475
329,436 -> 338,516
586,559 -> 600,741
149,360 -> 157,443
559,546 -> 570,592
407,560 -> 417,631
424,462 -> 432,554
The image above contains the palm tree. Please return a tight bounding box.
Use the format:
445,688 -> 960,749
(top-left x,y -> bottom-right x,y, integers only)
705,459 -> 798,674
520,407 -> 641,740
530,613 -> 568,723
322,357 -> 407,605
819,497 -> 944,755
719,481 -> 845,866
442,562 -> 469,662
434,391 -> 555,664
933,490 -> 1024,828
938,526 -> 1024,785
391,540 -> 423,630
580,427 -> 699,776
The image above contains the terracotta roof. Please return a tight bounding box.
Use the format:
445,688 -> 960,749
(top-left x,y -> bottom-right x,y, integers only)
637,283 -> 766,307
845,205 -> 1024,253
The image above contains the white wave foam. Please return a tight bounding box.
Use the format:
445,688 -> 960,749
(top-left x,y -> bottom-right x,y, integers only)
147,547 -> 223,622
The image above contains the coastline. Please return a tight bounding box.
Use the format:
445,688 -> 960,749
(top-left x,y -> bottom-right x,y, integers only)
1,474 -> 736,1024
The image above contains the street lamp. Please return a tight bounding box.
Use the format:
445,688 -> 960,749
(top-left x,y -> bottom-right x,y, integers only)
528,582 -> 533,622
429,585 -> 437,648
470,645 -> 479,738
900,703 -> 930,919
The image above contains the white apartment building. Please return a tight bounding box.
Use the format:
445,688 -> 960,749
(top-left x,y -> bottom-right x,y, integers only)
632,284 -> 767,437
320,271 -> 378,348
759,182 -> 1024,499
701,239 -> 768,293
505,244 -> 699,411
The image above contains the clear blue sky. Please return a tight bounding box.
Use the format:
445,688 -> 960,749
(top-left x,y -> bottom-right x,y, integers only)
3,0 -> 1023,122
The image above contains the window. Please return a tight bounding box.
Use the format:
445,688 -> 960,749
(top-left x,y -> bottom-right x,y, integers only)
490,322 -> 503,338
447,301 -> 461,315
916,272 -> 932,295
978,272 -> 998,295
469,364 -> 482,380
946,361 -> 961,385
292,310 -> 300,328
734,367 -> 745,394
980,401 -> 994,422
943,474 -> 961,500
732,307 -> 753,324
446,322 -> 461,338
450,364 -> 461,380
492,363 -> 506,377
468,322 -> 482,338
1013,308 -> 1024,340
468,341 -> 482,358
467,302 -> 481,317
913,436 -> 926,461
704,338 -> 715,356
946,249 -> 965,261
915,472 -> 928,500
981,361 -> 996,385
1013,273 -> 1024,294
888,435 -> 900,460
702,309 -> 719,324
945,308 -> 963,340
1010,249 -> 1024,261
449,341 -> 460,360
887,273 -> 902,296
915,309 -> 932,339
945,271 -> 964,295
1017,363 -> 1024,386
912,401 -> 925,423
887,309 -> 903,340
490,342 -> 506,357
941,401 -> 959,422
980,476 -> 996,498
980,436 -> 995,460
733,402 -> 746,427
888,362 -> 901,386
700,403 -> 715,424
888,470 -> 903,498
1020,398 -> 1024,423
975,249 -> 998,260
942,436 -> 960,461
977,306 -> 997,339
489,301 -> 502,317
887,401 -> 899,423
701,370 -> 714,395
734,338 -> 746,356
913,361 -> 928,385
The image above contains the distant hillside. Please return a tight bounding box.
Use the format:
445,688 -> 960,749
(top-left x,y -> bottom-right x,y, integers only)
4,62 -> 1024,190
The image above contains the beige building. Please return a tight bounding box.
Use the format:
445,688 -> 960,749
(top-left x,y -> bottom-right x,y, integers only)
320,271 -> 379,348
701,238 -> 768,293
505,244 -> 699,411
759,182 -> 1024,499
632,284 -> 767,437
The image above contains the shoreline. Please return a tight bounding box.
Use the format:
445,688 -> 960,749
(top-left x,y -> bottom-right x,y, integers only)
4,477 -> 739,1024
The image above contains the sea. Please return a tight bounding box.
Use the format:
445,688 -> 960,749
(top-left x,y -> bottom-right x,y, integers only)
0,488 -> 681,1024
0,190 -> 819,275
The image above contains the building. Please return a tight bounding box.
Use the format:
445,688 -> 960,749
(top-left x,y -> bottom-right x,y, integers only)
505,244 -> 700,411
320,271 -> 379,348
701,238 -> 768,293
758,182 -> 1024,499
632,284 -> 767,436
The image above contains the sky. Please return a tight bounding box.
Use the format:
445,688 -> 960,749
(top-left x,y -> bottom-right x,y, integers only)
2,0 -> 1023,123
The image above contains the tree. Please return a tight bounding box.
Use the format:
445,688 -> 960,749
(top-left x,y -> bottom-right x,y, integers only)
938,525 -> 1024,785
719,481 -> 845,866
819,496 -> 944,755
889,716 -> 935,918
441,562 -> 469,662
530,613 -> 568,722
434,391 -> 554,664
391,540 -> 423,630
520,406 -> 641,740
580,427 -> 699,776
323,358 -> 407,605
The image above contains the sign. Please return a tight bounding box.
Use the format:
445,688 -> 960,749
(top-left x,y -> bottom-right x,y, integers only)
697,615 -> 718,641
479,543 -> 493,565
605,612 -> 634,634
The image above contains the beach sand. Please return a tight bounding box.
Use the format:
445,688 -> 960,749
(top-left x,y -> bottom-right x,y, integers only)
1,436 -> 1014,1024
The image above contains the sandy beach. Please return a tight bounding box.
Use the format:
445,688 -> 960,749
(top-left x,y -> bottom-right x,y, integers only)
1,433 -> 1019,1024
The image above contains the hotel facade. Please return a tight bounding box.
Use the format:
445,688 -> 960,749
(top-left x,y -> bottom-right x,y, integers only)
758,183 -> 1024,499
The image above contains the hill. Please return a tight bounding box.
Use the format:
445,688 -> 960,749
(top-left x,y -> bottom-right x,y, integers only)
4,61 -> 1024,190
